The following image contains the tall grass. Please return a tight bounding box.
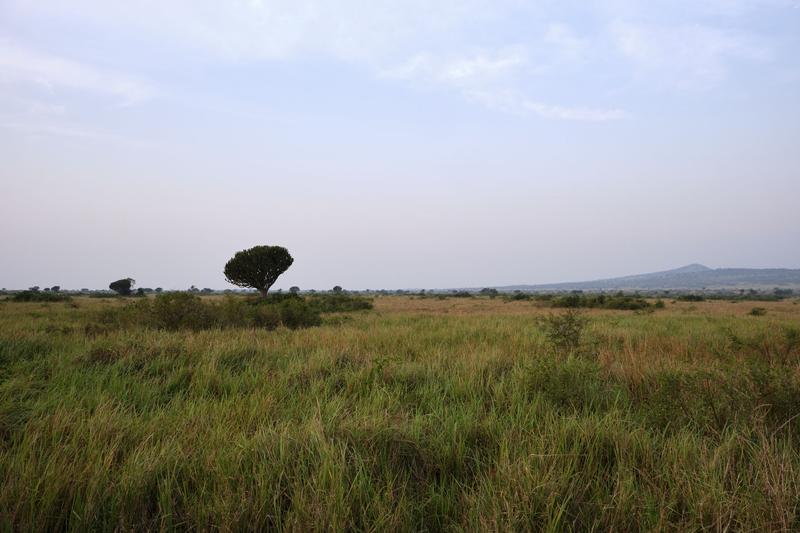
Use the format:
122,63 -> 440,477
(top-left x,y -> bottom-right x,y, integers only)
0,296 -> 798,530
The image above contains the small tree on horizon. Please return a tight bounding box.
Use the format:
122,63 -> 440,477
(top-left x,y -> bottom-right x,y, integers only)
224,245 -> 294,298
109,278 -> 135,296
289,286 -> 300,294
332,285 -> 343,294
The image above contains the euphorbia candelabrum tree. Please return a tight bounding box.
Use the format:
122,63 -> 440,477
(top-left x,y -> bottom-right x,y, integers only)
224,245 -> 294,298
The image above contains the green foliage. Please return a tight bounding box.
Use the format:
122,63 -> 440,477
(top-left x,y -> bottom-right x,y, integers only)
677,294 -> 705,302
506,292 -> 532,301
307,293 -> 373,313
749,307 -> 767,316
550,292 -> 652,310
97,293 -> 321,331
450,290 -> 473,298
538,309 -> 588,354
109,278 -> 134,296
224,245 -> 294,297
11,290 -> 72,302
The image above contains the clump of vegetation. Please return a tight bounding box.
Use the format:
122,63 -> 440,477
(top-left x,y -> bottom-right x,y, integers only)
505,292 -> 532,301
677,294 -> 705,302
450,290 -> 473,298
307,293 -> 373,312
538,309 -> 589,354
11,290 -> 72,302
96,292 -> 321,331
749,307 -> 767,316
550,292 -> 653,310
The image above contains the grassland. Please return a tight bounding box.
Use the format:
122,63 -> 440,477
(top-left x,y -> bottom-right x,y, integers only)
1,295 -> 799,531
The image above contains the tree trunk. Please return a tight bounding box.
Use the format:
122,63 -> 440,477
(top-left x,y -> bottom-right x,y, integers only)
258,288 -> 269,298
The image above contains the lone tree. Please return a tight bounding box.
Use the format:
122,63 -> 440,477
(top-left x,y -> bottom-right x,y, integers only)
289,286 -> 300,294
109,278 -> 135,296
224,245 -> 294,298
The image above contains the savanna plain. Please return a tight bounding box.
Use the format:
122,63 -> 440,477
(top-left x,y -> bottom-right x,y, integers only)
1,294 -> 799,531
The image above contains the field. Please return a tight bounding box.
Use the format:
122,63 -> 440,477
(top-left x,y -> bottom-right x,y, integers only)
1,295 -> 799,531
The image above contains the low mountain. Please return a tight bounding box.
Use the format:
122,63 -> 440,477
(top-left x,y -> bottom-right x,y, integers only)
498,265 -> 800,292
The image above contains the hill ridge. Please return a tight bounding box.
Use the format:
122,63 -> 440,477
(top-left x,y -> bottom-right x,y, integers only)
493,265 -> 800,291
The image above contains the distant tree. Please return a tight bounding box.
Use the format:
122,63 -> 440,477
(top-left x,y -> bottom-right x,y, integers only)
155,287 -> 163,293
480,288 -> 499,298
109,278 -> 135,296
29,286 -> 40,291
290,286 -> 300,294
201,288 -> 213,294
50,286 -> 60,292
333,286 -> 343,294
43,287 -> 51,292
136,288 -> 146,297
189,285 -> 199,293
224,245 -> 294,298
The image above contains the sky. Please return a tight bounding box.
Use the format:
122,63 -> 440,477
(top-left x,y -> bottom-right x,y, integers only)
1,0 -> 799,291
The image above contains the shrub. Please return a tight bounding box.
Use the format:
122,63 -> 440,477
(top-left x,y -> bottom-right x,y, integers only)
677,294 -> 705,302
749,307 -> 767,316
97,293 -> 322,331
307,294 -> 373,313
11,291 -> 72,303
508,292 -> 532,301
550,293 -> 651,311
274,298 -> 322,329
538,309 -> 588,354
151,292 -> 215,329
450,291 -> 473,298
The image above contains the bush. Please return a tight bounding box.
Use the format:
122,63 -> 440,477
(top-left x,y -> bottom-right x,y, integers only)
749,307 -> 767,316
550,293 -> 651,311
151,292 -> 215,329
450,291 -> 473,298
11,291 -> 72,303
307,294 -> 373,313
538,309 -> 588,354
97,293 -> 321,331
274,298 -> 323,328
677,294 -> 705,302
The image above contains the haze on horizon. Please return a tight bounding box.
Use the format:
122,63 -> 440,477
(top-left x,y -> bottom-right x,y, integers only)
1,1 -> 799,291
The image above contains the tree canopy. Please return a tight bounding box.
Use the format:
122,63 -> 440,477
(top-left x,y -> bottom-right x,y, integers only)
109,278 -> 135,296
224,245 -> 294,297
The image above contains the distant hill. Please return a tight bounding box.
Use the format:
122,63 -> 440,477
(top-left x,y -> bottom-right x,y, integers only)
496,264 -> 800,292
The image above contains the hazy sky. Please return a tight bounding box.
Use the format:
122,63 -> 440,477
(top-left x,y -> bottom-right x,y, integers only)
1,1 -> 799,290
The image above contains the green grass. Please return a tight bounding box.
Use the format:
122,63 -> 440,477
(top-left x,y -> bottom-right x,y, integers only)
0,297 -> 798,531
